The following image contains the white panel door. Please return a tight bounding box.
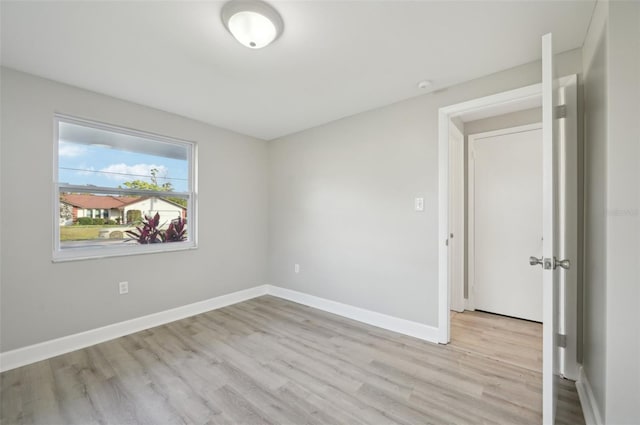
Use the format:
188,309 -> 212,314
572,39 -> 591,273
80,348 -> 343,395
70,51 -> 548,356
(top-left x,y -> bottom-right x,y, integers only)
470,125 -> 543,322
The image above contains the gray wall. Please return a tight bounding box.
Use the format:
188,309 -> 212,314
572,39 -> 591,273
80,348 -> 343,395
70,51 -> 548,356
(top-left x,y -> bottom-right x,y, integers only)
582,0 -> 640,423
582,0 -> 608,418
0,68 -> 269,352
603,1 -> 639,422
268,49 -> 582,327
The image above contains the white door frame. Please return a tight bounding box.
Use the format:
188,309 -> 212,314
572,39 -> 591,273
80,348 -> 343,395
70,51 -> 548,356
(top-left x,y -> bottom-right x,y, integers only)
448,123 -> 465,313
557,74 -> 579,381
438,82 -> 542,344
467,123 -> 543,316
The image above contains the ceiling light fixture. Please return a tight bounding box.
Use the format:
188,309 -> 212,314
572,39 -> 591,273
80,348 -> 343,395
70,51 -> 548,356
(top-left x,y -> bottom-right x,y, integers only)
221,0 -> 283,49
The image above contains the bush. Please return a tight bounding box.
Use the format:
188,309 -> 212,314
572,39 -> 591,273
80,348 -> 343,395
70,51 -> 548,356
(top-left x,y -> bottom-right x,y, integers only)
106,219 -> 116,225
92,218 -> 105,225
77,217 -> 93,225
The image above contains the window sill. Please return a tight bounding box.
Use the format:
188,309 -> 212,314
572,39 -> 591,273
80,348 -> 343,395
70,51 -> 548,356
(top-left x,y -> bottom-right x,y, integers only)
52,242 -> 198,263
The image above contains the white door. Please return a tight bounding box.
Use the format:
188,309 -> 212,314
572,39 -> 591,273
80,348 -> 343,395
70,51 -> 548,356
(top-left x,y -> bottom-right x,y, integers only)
469,125 -> 542,322
537,32 -> 569,425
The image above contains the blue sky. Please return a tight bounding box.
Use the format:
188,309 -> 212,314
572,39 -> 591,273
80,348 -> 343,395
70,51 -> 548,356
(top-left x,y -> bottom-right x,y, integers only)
58,141 -> 189,192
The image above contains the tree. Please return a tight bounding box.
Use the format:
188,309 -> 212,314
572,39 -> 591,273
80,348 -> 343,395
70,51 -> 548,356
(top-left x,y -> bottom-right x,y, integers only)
121,168 -> 173,191
60,198 -> 73,223
120,168 -> 186,207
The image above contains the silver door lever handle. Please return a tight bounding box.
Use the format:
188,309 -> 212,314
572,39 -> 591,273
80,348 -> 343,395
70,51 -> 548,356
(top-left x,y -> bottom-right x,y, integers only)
554,257 -> 571,270
529,256 -> 543,266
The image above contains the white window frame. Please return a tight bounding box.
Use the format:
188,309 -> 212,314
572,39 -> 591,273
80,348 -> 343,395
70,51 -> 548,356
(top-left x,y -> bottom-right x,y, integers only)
53,114 -> 198,262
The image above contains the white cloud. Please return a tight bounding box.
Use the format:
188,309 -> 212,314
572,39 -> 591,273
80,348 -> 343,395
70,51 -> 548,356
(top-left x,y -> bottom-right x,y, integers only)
76,166 -> 95,176
59,141 -> 87,157
99,163 -> 168,181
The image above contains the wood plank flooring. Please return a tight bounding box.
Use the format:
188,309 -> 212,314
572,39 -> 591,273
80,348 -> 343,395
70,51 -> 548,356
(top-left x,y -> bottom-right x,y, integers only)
450,310 -> 584,425
1,296 -> 585,424
450,310 -> 543,373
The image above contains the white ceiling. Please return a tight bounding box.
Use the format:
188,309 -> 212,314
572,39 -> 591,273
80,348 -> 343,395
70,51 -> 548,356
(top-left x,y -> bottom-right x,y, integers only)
1,1 -> 595,140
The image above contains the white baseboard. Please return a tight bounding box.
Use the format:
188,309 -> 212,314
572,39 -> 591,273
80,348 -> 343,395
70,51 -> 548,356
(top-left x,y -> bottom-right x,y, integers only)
0,285 -> 269,372
266,285 -> 439,343
576,365 -> 603,425
0,284 -> 439,372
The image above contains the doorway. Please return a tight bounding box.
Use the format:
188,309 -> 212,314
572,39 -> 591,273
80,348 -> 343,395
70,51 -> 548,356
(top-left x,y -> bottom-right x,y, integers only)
438,83 -> 543,343
447,106 -> 545,375
437,77 -> 579,380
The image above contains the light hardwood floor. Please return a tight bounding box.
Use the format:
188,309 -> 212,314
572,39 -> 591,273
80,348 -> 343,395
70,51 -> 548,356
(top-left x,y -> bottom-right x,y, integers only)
450,310 -> 584,425
1,296 -> 585,424
450,310 -> 543,373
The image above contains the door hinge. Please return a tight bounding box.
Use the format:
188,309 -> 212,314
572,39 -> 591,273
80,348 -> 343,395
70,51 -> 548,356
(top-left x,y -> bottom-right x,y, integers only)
555,104 -> 567,119
556,333 -> 567,348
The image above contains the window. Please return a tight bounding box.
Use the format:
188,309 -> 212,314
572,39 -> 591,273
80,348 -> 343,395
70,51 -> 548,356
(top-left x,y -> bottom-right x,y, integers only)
54,115 -> 197,261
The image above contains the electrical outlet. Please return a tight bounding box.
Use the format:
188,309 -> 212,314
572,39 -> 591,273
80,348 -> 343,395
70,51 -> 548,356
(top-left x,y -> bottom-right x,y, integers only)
119,281 -> 129,295
294,264 -> 300,274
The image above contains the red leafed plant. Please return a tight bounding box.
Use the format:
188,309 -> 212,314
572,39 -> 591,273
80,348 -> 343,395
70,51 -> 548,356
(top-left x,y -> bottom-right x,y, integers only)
126,213 -> 187,244
125,213 -> 162,244
162,217 -> 187,242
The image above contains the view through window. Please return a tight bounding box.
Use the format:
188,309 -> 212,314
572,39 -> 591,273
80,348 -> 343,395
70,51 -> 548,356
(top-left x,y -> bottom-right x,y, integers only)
54,116 -> 196,260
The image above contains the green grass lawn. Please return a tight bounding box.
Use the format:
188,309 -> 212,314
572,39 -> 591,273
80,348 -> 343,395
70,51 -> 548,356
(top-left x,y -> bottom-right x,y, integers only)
59,225 -> 126,241
60,226 -> 100,241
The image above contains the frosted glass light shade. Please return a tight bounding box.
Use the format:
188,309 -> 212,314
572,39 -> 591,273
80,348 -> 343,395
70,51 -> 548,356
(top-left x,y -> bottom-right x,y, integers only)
228,11 -> 276,48
222,1 -> 283,49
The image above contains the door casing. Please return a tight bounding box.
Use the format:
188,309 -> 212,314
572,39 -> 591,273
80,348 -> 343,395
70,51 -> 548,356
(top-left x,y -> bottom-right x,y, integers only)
448,123 -> 465,313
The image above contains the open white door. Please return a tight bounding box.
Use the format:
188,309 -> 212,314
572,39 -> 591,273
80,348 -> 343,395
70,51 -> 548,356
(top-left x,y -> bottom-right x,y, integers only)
534,33 -> 571,425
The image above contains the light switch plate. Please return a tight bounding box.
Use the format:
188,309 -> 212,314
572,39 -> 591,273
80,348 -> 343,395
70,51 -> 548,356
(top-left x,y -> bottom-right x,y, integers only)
414,197 -> 425,212
119,281 -> 129,294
